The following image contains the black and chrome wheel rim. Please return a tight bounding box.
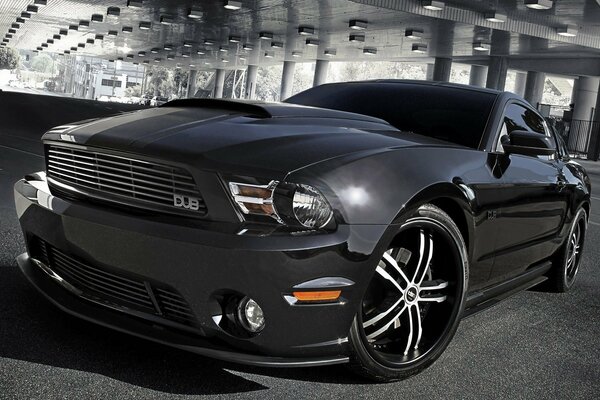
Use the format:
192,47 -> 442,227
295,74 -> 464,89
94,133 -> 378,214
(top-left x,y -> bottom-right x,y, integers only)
566,218 -> 584,284
360,219 -> 463,367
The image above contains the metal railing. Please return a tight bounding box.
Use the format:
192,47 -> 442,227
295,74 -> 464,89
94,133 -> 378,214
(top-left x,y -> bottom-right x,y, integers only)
548,118 -> 600,161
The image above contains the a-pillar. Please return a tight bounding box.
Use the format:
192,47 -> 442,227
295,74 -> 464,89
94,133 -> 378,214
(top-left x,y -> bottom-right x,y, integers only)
280,61 -> 295,100
214,69 -> 225,99
186,69 -> 197,98
486,57 -> 508,90
523,71 -> 545,109
313,59 -> 329,87
245,65 -> 258,99
469,65 -> 487,87
513,71 -> 527,97
572,76 -> 600,122
433,58 -> 452,82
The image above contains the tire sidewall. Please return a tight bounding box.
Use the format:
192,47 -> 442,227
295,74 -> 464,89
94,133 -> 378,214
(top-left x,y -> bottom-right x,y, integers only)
559,208 -> 587,290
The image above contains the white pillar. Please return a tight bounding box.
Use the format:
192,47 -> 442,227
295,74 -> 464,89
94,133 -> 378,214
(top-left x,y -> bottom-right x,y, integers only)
572,76 -> 600,121
469,65 -> 487,87
186,69 -> 197,98
524,71 -> 545,109
214,69 -> 225,99
245,65 -> 258,99
280,61 -> 295,100
514,72 -> 527,97
313,59 -> 329,87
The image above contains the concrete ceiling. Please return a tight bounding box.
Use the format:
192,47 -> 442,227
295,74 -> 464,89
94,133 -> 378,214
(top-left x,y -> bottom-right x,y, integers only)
1,0 -> 599,71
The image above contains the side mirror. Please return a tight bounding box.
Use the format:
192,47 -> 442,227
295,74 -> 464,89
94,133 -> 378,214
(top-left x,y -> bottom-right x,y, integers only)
502,130 -> 556,156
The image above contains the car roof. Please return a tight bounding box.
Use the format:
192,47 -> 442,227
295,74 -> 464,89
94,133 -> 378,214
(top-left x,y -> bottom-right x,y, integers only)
319,79 -> 504,96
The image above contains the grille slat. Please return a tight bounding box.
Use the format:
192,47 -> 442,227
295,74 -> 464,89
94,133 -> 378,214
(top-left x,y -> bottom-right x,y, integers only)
31,239 -> 197,328
46,145 -> 207,216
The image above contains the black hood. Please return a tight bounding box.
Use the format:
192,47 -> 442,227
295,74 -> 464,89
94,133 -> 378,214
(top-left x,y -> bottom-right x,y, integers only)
42,100 -> 456,179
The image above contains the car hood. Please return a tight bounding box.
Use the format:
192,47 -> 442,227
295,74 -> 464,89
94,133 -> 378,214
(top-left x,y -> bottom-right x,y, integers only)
42,100 -> 455,180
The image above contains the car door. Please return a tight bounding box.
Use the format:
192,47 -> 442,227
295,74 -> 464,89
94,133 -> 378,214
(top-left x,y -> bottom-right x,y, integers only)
487,101 -> 569,284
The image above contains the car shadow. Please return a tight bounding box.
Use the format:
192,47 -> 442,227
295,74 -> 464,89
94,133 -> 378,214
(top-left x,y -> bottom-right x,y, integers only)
0,264 -> 366,395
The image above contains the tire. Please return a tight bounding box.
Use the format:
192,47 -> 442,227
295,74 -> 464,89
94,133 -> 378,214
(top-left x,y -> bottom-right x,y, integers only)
546,207 -> 587,293
347,204 -> 468,382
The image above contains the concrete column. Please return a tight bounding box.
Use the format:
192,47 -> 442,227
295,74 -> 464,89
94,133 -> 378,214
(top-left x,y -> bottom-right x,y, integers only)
513,72 -> 527,97
214,69 -> 225,99
245,65 -> 258,99
523,71 -> 545,109
186,69 -> 197,98
588,81 -> 600,160
425,64 -> 434,81
280,61 -> 296,100
313,59 -> 329,87
469,65 -> 487,87
486,56 -> 508,90
572,76 -> 600,121
432,58 -> 452,82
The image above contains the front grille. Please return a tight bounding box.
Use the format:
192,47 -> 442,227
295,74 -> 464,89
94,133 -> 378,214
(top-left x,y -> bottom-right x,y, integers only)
31,238 -> 197,327
46,144 -> 207,216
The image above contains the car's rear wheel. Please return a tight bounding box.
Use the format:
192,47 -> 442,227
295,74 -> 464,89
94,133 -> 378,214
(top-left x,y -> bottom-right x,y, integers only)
547,207 -> 587,292
347,204 -> 468,382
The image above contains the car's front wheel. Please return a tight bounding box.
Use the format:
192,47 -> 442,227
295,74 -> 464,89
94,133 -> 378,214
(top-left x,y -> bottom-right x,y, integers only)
347,204 -> 468,382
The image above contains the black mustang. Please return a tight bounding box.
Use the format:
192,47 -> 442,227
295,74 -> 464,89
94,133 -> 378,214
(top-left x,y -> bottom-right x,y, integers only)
14,80 -> 590,381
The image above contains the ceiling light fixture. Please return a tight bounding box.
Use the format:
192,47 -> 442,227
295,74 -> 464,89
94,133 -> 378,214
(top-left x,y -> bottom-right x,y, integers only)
127,0 -> 143,7
26,5 -> 38,14
34,0 -> 47,5
86,38 -> 95,44
151,48 -> 159,53
160,15 -> 174,25
122,26 -> 133,33
298,26 -> 315,35
525,0 -> 553,10
421,1 -> 445,11
557,24 -> 578,37
107,7 -> 121,17
229,35 -> 241,43
405,28 -> 424,39
21,12 -> 31,19
349,33 -> 365,42
473,42 -> 491,51
271,41 -> 283,48
95,34 -> 104,41
292,50 -> 302,57
324,48 -> 337,56
306,38 -> 319,46
183,41 -> 193,48
349,19 -> 368,30
188,6 -> 202,19
182,51 -> 191,58
164,44 -> 174,50
167,54 -> 175,60
264,51 -> 274,58
259,31 -> 273,39
219,46 -> 229,52
484,11 -> 507,23
363,47 -> 377,55
69,25 -> 78,31
91,14 -> 103,23
204,39 -> 215,45
16,18 -> 25,24
242,43 -> 253,50
79,20 -> 90,27
412,43 -> 427,53
138,51 -> 146,57
224,1 -> 242,10
53,34 -> 61,40
107,30 -> 118,37
139,21 -> 151,30
59,29 -> 68,35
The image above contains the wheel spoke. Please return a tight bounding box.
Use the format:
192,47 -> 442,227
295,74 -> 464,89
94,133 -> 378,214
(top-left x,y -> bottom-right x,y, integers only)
363,297 -> 404,328
419,280 -> 448,303
382,252 -> 411,286
414,306 -> 423,350
375,265 -> 404,293
403,305 -> 418,355
412,231 -> 434,285
365,304 -> 408,341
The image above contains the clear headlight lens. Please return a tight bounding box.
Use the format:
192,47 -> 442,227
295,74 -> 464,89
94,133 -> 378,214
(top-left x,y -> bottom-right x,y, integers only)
227,180 -> 333,229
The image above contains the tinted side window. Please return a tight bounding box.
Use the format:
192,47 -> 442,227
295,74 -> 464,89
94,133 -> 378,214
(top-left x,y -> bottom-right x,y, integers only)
504,104 -> 545,134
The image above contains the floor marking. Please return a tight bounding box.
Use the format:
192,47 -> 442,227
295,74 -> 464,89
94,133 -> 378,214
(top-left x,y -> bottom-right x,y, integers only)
591,196 -> 600,201
589,221 -> 600,227
0,144 -> 44,158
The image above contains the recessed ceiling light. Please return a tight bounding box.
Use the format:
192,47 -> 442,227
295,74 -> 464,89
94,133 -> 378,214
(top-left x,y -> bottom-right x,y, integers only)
64,50 -> 70,54
41,43 -> 49,48
37,46 -> 44,50
59,29 -> 68,35
557,24 -> 578,37
127,0 -> 143,7
189,64 -> 196,68
151,48 -> 159,53
53,34 -> 61,40
242,43 -> 253,50
154,58 -> 162,63
292,50 -> 302,57
473,42 -> 491,51
204,39 -> 215,45
107,7 -> 121,17
5,33 -> 12,38
204,61 -> 211,65
183,41 -> 194,48
47,39 -> 54,44
405,28 -> 424,39
107,30 -> 118,37
259,31 -> 273,40
264,51 -> 274,58
122,26 -> 133,33
26,5 -> 38,13
238,55 -> 247,61
196,49 -> 205,55
349,19 -> 368,30
324,48 -> 337,56
138,51 -> 146,57
117,57 -> 123,61
164,44 -> 174,50
229,35 -> 241,43
79,20 -> 90,27
422,1 -> 445,11
525,0 -> 553,10
11,23 -> 19,29
78,43 -> 85,48
139,21 -> 151,30
412,43 -> 427,53
91,14 -> 103,23
219,46 -> 229,52
271,41 -> 283,48
142,60 -> 149,64
21,12 -> 31,19
484,11 -> 507,23
363,47 -> 377,55
69,25 -> 78,31
224,1 -> 242,10
182,51 -> 191,58
86,38 -> 95,44
160,15 -> 174,25
306,38 -> 319,46
95,34 -> 104,40
70,46 -> 77,51
349,33 -> 365,42
298,26 -> 315,35
8,29 -> 16,34
188,6 -> 202,19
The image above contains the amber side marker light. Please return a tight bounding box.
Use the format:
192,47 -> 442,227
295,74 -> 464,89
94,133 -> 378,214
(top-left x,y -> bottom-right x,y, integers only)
292,290 -> 342,302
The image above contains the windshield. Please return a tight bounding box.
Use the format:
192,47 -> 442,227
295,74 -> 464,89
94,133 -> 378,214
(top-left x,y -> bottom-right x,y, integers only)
286,82 -> 498,149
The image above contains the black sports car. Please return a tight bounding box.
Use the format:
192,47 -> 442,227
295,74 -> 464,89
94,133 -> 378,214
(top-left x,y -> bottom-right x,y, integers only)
14,80 -> 590,381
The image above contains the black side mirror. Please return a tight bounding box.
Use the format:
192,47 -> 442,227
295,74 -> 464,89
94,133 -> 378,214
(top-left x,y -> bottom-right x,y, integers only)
502,130 -> 556,156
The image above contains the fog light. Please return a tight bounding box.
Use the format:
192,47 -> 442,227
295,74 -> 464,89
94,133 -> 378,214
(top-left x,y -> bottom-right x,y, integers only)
237,297 -> 265,333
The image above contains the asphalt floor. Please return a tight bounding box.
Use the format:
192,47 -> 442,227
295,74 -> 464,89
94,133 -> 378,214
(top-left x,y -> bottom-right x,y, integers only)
0,140 -> 599,399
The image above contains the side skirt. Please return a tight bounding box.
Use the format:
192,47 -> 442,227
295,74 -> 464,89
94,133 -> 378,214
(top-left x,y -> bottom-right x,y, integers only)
463,260 -> 552,318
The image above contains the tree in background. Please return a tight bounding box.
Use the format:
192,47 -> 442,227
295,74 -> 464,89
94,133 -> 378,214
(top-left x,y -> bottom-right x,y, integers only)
172,68 -> 189,98
147,66 -> 170,96
31,54 -> 55,74
0,47 -> 19,70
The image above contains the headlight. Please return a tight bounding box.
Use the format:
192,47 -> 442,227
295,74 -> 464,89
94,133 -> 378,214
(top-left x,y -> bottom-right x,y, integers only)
228,180 -> 333,229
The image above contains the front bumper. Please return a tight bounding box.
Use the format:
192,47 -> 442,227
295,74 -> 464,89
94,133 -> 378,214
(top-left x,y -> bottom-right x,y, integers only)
14,176 -> 391,366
